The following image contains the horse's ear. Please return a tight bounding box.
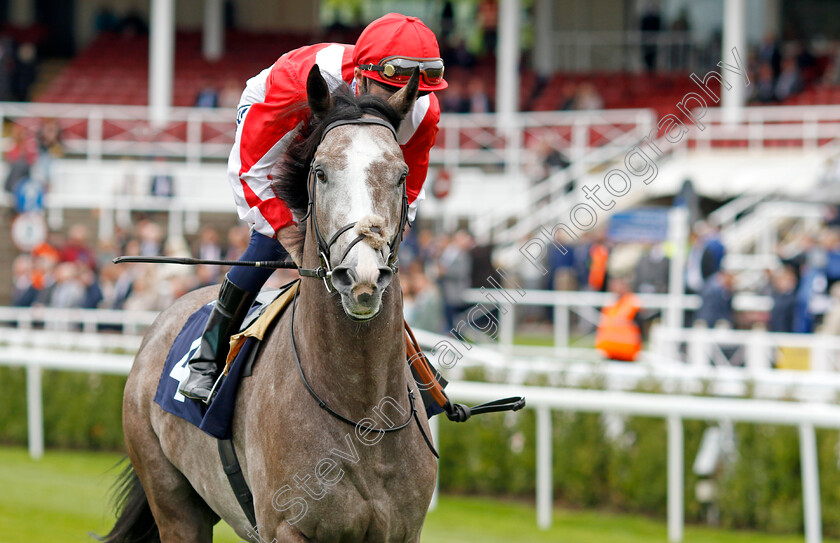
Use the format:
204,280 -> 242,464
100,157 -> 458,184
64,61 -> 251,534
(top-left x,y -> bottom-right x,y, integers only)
307,64 -> 331,117
387,67 -> 420,120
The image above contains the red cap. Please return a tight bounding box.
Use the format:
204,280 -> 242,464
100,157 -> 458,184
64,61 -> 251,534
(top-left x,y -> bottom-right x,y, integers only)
353,13 -> 448,92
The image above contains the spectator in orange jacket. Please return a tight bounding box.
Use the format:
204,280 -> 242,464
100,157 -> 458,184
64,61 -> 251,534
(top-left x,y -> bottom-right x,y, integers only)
595,276 -> 642,361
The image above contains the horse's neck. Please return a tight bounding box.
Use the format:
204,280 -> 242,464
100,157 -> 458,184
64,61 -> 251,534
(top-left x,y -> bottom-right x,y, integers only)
295,255 -> 406,416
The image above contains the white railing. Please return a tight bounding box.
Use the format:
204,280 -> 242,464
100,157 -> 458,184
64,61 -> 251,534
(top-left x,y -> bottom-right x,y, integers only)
650,325 -> 840,372
0,102 -> 657,171
686,105 -> 840,151
719,201 -> 825,254
5,103 -> 839,248
0,103 -> 834,175
414,328 -> 840,403
41,160 -> 233,238
460,288 -> 773,360
0,343 -> 834,543
707,192 -> 772,230
447,381 -> 836,543
0,102 -> 233,163
0,328 -> 143,352
3,321 -> 840,403
0,306 -> 158,334
433,108 -> 656,172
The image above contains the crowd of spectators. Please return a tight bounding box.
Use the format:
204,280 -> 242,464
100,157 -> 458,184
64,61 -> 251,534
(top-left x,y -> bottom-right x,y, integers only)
9,200 -> 840,363
745,35 -> 840,104
10,220 -> 293,315
3,118 -> 64,213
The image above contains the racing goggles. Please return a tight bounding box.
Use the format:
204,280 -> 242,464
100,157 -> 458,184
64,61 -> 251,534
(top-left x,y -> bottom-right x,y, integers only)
360,56 -> 445,87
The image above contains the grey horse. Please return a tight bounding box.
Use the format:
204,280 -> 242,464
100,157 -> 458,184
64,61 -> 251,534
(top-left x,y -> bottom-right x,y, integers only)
104,67 -> 437,543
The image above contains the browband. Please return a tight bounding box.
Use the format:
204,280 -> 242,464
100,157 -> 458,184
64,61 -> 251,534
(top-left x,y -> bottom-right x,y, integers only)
320,117 -> 398,143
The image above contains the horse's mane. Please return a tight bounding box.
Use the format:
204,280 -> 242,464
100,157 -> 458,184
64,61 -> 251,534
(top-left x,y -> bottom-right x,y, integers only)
271,85 -> 402,261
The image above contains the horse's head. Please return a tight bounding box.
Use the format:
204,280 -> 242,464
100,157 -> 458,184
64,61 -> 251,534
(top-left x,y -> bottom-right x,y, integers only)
295,65 -> 420,321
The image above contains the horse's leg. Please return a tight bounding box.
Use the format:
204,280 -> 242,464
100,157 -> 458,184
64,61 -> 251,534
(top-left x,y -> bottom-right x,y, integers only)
124,382 -> 218,542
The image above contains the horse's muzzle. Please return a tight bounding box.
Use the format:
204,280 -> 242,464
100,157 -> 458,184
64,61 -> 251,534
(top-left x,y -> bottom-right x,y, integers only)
331,264 -> 393,320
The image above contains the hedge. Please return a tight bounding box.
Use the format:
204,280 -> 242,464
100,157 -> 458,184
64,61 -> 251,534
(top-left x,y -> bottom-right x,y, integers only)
2,366 -> 840,536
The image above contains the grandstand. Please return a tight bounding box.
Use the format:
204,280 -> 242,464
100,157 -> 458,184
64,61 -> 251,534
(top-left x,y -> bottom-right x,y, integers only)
4,0 -> 840,542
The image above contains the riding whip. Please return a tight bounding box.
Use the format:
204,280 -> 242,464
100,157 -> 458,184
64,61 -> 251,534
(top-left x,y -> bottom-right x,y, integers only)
112,256 -> 299,269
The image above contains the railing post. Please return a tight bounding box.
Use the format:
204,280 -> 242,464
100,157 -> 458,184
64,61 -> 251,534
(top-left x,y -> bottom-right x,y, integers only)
186,112 -> 202,164
799,423 -> 822,543
746,330 -> 769,371
444,116 -> 458,172
429,415 -> 439,511
83,310 -> 96,334
167,202 -> 184,240
553,302 -> 569,358
811,335 -> 829,373
19,309 -> 32,330
499,303 -> 515,363
571,119 -> 587,161
649,321 -> 664,356
667,415 -> 684,543
667,208 -> 688,331
748,117 -> 761,151
688,328 -> 707,367
505,121 -> 523,175
536,405 -> 553,530
27,363 -> 44,460
98,202 -> 114,246
804,113 -> 818,150
87,110 -> 103,162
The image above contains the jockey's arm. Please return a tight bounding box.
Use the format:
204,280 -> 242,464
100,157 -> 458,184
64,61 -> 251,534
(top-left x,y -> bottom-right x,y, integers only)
228,62 -> 307,238
399,93 -> 440,223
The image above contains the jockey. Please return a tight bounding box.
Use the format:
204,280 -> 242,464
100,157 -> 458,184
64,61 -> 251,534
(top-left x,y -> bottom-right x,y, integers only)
179,13 -> 447,402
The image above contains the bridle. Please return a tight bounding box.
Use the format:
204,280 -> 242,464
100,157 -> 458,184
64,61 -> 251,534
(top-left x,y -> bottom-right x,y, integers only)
297,117 -> 409,293
289,283 -> 436,458
288,115 -> 438,457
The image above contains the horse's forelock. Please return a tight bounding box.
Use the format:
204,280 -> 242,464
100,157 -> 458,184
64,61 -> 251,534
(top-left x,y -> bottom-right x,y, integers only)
271,85 -> 402,256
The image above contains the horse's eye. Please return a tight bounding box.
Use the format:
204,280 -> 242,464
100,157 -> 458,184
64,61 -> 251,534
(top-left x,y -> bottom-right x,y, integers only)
398,172 -> 407,185
315,169 -> 326,183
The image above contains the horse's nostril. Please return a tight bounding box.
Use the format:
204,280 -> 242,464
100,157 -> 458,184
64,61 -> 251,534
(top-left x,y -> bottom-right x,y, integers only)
376,266 -> 394,290
331,267 -> 355,291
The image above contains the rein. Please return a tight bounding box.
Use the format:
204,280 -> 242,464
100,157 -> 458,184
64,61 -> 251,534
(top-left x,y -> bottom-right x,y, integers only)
296,117 -> 409,293
288,285 -> 438,457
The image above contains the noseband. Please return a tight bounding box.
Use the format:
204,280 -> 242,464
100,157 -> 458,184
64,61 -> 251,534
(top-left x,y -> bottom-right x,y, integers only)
297,117 -> 409,293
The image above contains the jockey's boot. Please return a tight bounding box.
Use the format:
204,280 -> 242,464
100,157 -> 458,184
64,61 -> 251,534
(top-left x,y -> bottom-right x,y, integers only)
179,275 -> 256,403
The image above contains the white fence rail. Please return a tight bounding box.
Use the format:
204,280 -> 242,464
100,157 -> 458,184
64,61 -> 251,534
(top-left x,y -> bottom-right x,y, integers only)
3,102 -> 836,171
0,342 -> 835,543
3,320 -> 840,402
0,102 -> 656,170
460,288 -> 773,360
448,381 -> 837,543
413,329 -> 840,403
650,325 -> 840,372
687,105 -> 840,151
0,306 -> 158,334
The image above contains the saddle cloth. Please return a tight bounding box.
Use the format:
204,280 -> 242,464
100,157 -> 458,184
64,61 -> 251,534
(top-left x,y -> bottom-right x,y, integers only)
153,281 -> 299,439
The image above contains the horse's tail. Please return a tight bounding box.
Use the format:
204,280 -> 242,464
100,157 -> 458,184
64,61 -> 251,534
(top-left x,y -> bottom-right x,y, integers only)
100,458 -> 161,543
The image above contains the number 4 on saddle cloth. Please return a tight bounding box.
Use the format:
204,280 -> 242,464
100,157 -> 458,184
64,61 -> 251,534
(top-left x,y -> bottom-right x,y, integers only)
154,279 -> 522,440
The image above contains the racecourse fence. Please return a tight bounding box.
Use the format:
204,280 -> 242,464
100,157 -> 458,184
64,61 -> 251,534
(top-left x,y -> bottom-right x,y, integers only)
1,310 -> 840,542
